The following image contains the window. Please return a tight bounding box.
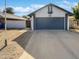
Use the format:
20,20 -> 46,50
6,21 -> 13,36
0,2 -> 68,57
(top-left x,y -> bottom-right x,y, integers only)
48,5 -> 53,14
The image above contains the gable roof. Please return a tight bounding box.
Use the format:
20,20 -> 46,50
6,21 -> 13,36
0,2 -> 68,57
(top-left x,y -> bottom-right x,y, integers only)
28,3 -> 73,16
0,12 -> 27,20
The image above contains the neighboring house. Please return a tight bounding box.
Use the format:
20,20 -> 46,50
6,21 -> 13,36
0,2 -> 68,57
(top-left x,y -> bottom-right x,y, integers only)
28,3 -> 73,30
0,13 -> 27,29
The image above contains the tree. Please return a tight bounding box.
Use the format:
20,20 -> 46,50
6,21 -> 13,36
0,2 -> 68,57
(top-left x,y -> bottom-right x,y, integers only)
73,3 -> 79,25
22,15 -> 27,18
3,7 -> 14,14
22,15 -> 30,19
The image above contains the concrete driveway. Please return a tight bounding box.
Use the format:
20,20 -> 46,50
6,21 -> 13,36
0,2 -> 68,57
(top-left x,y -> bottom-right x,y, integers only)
15,30 -> 79,59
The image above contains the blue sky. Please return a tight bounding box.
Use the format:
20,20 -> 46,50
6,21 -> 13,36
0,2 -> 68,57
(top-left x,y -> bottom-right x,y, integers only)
0,0 -> 79,16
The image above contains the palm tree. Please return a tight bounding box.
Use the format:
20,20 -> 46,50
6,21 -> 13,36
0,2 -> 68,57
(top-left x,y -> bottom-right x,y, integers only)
3,7 -> 14,14
73,3 -> 79,25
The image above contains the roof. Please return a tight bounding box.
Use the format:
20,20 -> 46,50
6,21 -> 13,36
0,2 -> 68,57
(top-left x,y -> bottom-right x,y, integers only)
28,3 -> 73,16
0,12 -> 27,21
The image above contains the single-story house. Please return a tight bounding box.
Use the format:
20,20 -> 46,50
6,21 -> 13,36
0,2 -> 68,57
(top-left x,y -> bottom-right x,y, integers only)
0,12 -> 27,29
28,3 -> 73,30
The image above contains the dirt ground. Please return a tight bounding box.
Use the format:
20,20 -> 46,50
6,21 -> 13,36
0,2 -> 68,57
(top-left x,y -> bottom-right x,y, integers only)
0,29 -> 28,59
70,29 -> 79,33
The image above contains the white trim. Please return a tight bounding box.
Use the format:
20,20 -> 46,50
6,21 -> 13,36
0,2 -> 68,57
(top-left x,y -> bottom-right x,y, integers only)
64,17 -> 65,30
67,17 -> 69,30
31,16 -> 34,30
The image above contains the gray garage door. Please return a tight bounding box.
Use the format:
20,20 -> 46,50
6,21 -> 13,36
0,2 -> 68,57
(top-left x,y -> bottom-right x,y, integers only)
34,17 -> 67,30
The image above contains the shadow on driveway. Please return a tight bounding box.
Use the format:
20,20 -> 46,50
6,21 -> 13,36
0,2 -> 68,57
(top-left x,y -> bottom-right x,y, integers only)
13,31 -> 33,50
13,30 -> 79,59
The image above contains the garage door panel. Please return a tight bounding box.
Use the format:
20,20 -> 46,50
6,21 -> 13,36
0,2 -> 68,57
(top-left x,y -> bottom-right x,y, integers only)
7,20 -> 26,28
34,17 -> 65,30
35,19 -> 49,29
48,19 -> 64,29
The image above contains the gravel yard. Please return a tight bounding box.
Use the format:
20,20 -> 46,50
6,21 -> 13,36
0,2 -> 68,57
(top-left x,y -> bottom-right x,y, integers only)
0,29 -> 27,59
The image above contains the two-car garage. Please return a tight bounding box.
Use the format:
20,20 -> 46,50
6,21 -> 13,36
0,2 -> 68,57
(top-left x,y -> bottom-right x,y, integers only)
34,17 -> 67,30
29,4 -> 72,30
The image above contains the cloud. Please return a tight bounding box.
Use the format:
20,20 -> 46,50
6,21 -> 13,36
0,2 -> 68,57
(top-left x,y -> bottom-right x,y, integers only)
63,0 -> 70,5
13,7 -> 32,13
63,0 -> 70,4
0,1 -> 78,16
58,0 -> 78,12
14,1 -> 77,16
59,4 -> 71,11
12,4 -> 45,15
0,4 -> 45,16
31,4 -> 45,9
63,0 -> 77,7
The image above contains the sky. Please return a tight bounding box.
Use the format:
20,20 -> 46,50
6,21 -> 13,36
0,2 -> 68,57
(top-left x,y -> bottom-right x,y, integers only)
0,0 -> 79,16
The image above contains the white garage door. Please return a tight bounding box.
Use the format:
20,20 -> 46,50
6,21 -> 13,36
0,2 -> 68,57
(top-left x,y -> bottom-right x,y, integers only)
7,20 -> 26,28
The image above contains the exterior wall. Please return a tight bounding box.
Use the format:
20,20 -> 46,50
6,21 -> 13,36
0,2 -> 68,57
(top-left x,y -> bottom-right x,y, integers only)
35,6 -> 66,17
67,15 -> 69,30
30,16 -> 34,30
30,5 -> 69,30
7,20 -> 26,28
